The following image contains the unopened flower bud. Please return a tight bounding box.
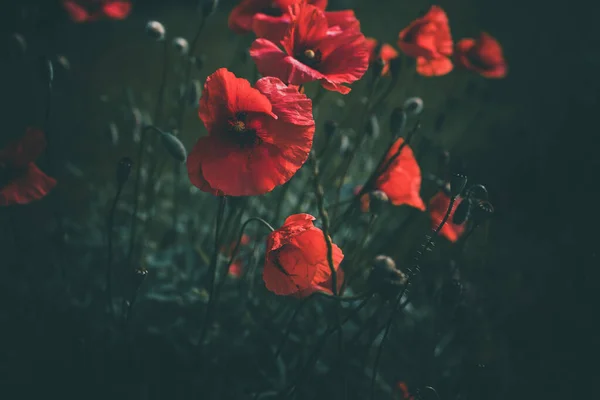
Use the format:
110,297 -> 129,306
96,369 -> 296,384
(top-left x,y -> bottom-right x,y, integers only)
367,190 -> 389,214
200,0 -> 219,16
172,37 -> 189,55
471,200 -> 494,225
452,197 -> 471,225
403,97 -> 423,115
365,114 -> 380,139
116,157 -> 133,186
145,21 -> 166,41
390,107 -> 407,137
184,79 -> 202,107
324,120 -> 338,137
450,173 -> 468,198
160,132 -> 187,162
465,184 -> 489,201
368,255 -> 407,298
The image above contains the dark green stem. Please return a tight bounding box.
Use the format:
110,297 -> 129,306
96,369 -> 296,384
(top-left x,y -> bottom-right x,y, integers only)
106,184 -> 123,317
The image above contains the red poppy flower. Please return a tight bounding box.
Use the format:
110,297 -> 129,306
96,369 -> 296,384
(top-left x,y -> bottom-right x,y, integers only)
264,214 -> 344,296
229,0 -> 328,34
0,128 -> 56,206
373,138 -> 425,211
294,265 -> 344,298
397,6 -> 453,76
455,32 -> 507,78
365,38 -> 399,76
250,3 -> 369,94
429,190 -> 466,242
62,0 -> 131,23
187,68 -> 315,196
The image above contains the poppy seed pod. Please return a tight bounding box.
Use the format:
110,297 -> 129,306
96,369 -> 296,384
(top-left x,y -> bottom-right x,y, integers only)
145,21 -> 166,41
403,97 -> 424,115
365,114 -> 380,138
160,132 -> 187,162
368,255 -> 407,298
324,120 -> 338,137
452,197 -> 472,225
471,200 -> 494,225
172,37 -> 189,55
390,108 -> 407,137
200,0 -> 219,16
116,157 -> 133,186
368,190 -> 389,214
450,173 -> 468,198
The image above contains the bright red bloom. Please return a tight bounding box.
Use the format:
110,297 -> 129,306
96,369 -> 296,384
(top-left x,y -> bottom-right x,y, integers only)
429,191 -> 466,242
365,38 -> 399,76
62,0 -> 131,23
455,32 -> 507,78
229,0 -> 328,34
0,128 -> 56,206
187,68 -> 315,196
250,3 -> 369,94
294,265 -> 344,298
397,6 -> 453,76
373,138 -> 425,211
264,214 -> 344,296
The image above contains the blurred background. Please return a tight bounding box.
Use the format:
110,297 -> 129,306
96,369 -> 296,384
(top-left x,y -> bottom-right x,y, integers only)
0,0 -> 597,398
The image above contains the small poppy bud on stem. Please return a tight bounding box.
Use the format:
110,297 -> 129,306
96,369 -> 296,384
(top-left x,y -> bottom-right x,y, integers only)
116,157 -> 133,186
145,21 -> 166,41
452,197 -> 472,225
390,108 -> 407,137
172,37 -> 189,55
403,97 -> 424,115
160,132 -> 187,162
450,173 -> 468,198
368,255 -> 407,298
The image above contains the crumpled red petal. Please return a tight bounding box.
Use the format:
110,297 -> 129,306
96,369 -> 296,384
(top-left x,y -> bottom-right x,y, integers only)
103,1 -> 132,19
0,163 -> 56,206
0,127 -> 47,168
429,191 -> 466,242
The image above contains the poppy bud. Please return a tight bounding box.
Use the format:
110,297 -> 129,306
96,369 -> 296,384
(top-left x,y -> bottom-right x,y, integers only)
388,56 -> 402,79
145,21 -> 166,41
183,79 -> 202,107
368,255 -> 407,298
200,0 -> 219,16
471,200 -> 494,225
365,114 -> 380,139
172,37 -> 189,55
450,173 -> 468,198
160,132 -> 187,162
452,197 -> 472,224
465,184 -> 489,201
324,120 -> 338,137
368,190 -> 389,214
403,97 -> 423,115
390,107 -> 407,137
116,157 -> 133,186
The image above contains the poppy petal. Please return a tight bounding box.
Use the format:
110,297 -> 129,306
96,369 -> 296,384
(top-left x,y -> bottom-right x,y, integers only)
0,128 -> 46,168
252,13 -> 292,42
186,136 -> 221,195
62,1 -> 90,22
325,10 -> 360,31
264,243 -> 317,295
416,56 -> 453,76
103,1 -> 132,19
0,163 -> 56,206
429,191 -> 466,242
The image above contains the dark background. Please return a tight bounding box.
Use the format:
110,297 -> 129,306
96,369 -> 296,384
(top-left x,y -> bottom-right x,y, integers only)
0,0 -> 598,398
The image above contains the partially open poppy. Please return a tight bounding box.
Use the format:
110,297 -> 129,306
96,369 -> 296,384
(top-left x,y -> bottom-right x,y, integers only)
229,0 -> 328,34
397,6 -> 453,76
62,0 -> 132,23
250,3 -> 369,94
373,138 -> 425,211
429,190 -> 466,242
455,32 -> 508,78
264,214 -> 344,296
365,38 -> 399,76
187,69 -> 315,197
0,128 -> 56,206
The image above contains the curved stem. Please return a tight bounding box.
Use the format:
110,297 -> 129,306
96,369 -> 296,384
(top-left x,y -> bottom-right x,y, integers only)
198,196 -> 227,347
106,184 -> 123,317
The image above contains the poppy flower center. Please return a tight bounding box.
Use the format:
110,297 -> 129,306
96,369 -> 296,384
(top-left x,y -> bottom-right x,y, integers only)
227,112 -> 263,149
296,48 -> 322,68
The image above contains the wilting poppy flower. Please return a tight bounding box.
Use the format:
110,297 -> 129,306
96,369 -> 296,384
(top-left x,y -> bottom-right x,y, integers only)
0,128 -> 56,206
455,32 -> 507,78
372,138 -> 425,211
429,190 -> 466,242
264,214 -> 344,296
397,6 -> 453,76
365,38 -> 399,76
229,0 -> 328,34
250,3 -> 369,94
62,0 -> 132,23
187,68 -> 315,196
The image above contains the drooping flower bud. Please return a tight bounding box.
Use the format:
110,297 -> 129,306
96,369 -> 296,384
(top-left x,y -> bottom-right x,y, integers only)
367,190 -> 389,214
172,37 -> 189,55
365,114 -> 380,139
160,131 -> 187,162
403,97 -> 424,115
452,197 -> 472,224
368,255 -> 407,298
390,107 -> 407,137
145,21 -> 166,41
450,173 -> 468,198
471,200 -> 494,225
183,79 -> 202,107
465,184 -> 489,201
324,120 -> 338,137
116,157 -> 133,186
